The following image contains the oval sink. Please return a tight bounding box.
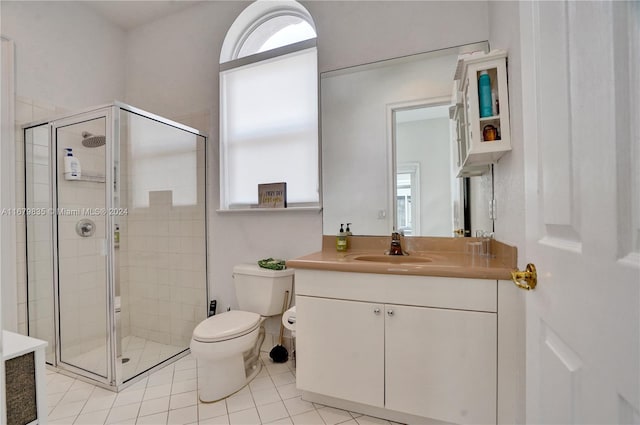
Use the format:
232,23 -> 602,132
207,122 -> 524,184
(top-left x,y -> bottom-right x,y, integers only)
353,255 -> 432,264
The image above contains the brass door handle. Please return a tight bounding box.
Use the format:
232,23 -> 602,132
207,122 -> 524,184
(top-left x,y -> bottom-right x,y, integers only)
511,263 -> 537,290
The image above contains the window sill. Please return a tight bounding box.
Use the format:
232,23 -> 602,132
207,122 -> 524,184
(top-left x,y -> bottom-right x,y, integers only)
216,206 -> 321,213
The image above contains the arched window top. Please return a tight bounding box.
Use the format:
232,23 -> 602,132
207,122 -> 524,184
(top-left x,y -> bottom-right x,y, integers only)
237,15 -> 315,58
220,0 -> 316,63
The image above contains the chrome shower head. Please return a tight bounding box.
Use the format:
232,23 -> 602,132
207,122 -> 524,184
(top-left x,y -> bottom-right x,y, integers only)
81,131 -> 106,148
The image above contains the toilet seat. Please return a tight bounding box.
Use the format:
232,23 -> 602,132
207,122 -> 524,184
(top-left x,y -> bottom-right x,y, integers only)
193,310 -> 261,343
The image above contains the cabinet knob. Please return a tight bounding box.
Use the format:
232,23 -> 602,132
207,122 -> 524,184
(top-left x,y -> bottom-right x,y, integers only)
373,308 -> 381,315
387,310 -> 394,316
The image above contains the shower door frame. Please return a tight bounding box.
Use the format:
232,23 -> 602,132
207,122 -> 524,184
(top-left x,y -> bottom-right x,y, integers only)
50,106 -> 118,387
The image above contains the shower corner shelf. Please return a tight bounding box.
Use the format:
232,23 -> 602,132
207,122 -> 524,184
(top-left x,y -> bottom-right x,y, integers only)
72,172 -> 105,183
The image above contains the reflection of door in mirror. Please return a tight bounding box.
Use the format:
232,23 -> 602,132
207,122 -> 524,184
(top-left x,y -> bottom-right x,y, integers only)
396,165 -> 419,236
394,104 -> 453,236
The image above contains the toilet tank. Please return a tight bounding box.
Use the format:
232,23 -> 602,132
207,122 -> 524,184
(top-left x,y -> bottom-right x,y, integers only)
233,264 -> 294,316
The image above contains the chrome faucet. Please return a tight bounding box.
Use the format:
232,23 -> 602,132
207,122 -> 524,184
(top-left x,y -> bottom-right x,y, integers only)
388,232 -> 404,255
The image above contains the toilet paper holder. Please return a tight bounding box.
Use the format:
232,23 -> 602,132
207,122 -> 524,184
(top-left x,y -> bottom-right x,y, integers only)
282,306 -> 296,332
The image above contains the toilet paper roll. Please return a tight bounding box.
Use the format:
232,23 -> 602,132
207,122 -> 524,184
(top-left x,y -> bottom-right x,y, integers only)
282,306 -> 296,331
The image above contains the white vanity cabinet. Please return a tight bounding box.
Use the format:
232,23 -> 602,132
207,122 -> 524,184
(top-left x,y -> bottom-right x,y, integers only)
295,269 -> 499,425
385,304 -> 496,424
451,50 -> 511,177
296,296 -> 385,407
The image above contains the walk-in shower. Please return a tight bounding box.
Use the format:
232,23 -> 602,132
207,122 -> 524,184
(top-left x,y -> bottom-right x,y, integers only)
23,101 -> 208,390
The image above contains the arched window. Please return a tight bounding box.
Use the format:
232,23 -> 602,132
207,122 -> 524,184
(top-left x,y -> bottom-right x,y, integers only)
219,0 -> 319,210
237,15 -> 315,58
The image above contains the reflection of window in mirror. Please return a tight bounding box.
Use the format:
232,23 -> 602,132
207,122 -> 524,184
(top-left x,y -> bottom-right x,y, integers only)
396,165 -> 420,236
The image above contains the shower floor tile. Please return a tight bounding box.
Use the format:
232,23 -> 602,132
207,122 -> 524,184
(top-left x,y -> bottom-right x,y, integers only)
121,336 -> 185,379
65,335 -> 185,381
45,350 -> 406,424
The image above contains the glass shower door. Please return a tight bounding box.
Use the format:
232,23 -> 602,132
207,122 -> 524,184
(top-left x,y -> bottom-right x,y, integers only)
118,109 -> 207,382
54,114 -> 110,380
25,123 -> 55,364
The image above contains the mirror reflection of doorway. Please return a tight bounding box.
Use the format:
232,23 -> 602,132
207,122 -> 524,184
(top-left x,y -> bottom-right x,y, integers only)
393,103 -> 454,236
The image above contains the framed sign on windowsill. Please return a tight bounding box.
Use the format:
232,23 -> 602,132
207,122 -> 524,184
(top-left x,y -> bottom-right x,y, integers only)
258,182 -> 287,208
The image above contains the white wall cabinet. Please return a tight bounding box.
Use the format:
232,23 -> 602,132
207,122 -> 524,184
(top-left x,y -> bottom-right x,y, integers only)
451,50 -> 511,177
295,270 -> 500,424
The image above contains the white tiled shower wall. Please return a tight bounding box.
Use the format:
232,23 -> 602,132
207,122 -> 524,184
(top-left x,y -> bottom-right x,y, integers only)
55,120 -> 109,360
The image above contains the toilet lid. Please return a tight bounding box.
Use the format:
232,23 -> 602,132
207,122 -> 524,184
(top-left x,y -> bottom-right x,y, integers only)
193,311 -> 261,343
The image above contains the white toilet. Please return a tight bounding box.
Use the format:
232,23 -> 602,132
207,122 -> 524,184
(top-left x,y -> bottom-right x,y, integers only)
190,264 -> 294,402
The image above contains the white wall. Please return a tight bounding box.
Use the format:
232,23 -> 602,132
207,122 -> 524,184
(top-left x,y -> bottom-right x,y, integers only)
305,1 -> 489,73
488,2 -> 525,250
487,1 -> 526,423
0,37 -> 12,423
124,1 -> 489,320
1,37 -> 16,334
1,1 -> 126,110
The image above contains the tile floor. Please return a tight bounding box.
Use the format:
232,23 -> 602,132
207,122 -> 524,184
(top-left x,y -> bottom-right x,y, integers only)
46,351 -> 404,425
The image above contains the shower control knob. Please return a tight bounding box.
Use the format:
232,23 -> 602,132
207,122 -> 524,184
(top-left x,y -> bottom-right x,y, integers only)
76,219 -> 96,237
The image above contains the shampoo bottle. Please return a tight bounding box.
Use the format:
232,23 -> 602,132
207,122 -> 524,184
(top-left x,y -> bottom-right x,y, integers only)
336,224 -> 347,252
478,70 -> 493,118
63,148 -> 81,180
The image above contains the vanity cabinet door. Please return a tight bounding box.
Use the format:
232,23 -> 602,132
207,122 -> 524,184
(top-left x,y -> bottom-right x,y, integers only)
385,304 -> 497,425
296,295 -> 384,408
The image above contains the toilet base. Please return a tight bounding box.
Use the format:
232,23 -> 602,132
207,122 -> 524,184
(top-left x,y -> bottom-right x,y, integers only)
191,316 -> 267,403
196,351 -> 262,403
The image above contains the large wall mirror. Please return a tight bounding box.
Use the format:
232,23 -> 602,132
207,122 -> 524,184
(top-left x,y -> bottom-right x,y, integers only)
321,41 -> 494,237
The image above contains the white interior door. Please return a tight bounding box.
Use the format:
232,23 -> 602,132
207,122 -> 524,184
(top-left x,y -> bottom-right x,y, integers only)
520,2 -> 640,423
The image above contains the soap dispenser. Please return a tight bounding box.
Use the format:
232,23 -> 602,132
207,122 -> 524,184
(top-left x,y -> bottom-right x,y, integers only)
336,224 -> 347,252
63,148 -> 81,180
345,223 -> 352,249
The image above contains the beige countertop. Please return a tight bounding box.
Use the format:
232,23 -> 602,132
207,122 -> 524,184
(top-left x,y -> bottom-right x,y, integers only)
287,236 -> 518,280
